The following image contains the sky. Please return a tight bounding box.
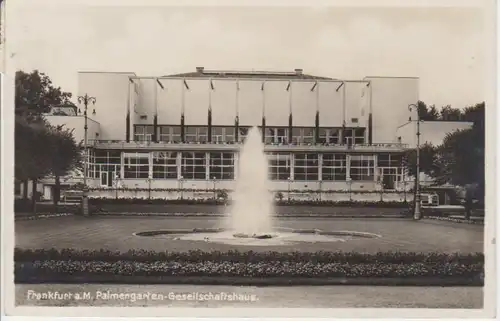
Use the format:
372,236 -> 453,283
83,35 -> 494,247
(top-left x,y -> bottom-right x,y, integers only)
4,2 -> 489,108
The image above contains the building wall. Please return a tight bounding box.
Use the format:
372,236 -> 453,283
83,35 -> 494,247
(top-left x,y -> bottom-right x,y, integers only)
78,72 -> 135,140
396,121 -> 474,148
44,115 -> 100,143
365,77 -> 419,144
133,78 -> 368,129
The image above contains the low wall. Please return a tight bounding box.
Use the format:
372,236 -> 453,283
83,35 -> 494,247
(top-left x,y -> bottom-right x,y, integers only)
88,189 -> 414,203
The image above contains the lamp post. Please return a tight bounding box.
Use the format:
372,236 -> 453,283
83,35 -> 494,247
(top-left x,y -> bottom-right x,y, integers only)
212,176 -> 217,199
347,177 -> 352,202
408,103 -> 422,220
77,94 -> 96,217
179,176 -> 184,200
287,177 -> 291,201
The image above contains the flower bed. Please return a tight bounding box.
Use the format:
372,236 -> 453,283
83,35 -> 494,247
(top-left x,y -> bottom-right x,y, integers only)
426,216 -> 484,225
15,213 -> 73,221
14,248 -> 483,264
17,260 -> 483,278
14,249 -> 483,285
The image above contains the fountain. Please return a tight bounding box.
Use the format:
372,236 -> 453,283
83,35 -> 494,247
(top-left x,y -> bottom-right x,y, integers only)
226,126 -> 275,239
134,127 -> 381,246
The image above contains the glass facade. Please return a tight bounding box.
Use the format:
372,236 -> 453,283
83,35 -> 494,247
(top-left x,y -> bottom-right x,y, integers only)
132,125 -> 367,146
85,150 -> 404,184
209,152 -> 235,180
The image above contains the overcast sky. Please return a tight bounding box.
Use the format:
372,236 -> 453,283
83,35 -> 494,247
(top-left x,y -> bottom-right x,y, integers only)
5,2 -> 488,108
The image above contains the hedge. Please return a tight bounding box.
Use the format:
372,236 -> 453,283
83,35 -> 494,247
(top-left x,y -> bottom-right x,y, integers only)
15,248 -> 483,265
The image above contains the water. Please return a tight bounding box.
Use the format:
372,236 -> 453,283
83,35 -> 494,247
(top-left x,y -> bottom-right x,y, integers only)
226,126 -> 274,236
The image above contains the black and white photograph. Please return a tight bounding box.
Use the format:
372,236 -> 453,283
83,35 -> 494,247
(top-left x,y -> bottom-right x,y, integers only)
1,0 -> 496,318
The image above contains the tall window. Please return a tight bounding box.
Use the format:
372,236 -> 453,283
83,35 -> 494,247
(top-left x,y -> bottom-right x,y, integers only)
134,125 -> 154,142
124,152 -> 149,179
268,152 -> 291,180
158,126 -> 181,143
377,153 -> 404,189
181,152 -> 206,179
350,154 -> 375,181
152,151 -> 178,179
322,154 -> 347,181
94,150 -> 121,179
209,152 -> 234,180
294,153 -> 319,181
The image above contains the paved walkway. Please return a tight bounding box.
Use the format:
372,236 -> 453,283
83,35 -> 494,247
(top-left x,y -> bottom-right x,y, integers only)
16,284 -> 482,308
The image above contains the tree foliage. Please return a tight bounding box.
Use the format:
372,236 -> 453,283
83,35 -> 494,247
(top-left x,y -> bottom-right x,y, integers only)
405,102 -> 485,202
15,70 -> 73,121
15,70 -> 81,210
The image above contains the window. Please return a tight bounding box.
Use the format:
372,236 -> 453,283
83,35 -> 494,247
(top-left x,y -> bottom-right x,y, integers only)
322,154 -> 347,181
212,127 -> 236,143
302,128 -> 315,144
328,129 -> 340,144
354,128 -> 366,145
158,126 -> 181,143
93,150 -> 121,179
185,126 -> 208,143
212,127 -> 224,143
134,125 -> 154,142
268,152 -> 291,180
264,128 -> 275,144
238,127 -> 250,143
343,128 -> 354,145
181,152 -> 206,179
291,128 -> 315,145
152,151 -> 178,179
276,128 -> 288,144
294,153 -> 319,181
377,153 -> 404,189
291,128 -> 302,144
350,154 -> 375,181
209,152 -> 234,180
124,152 -> 149,179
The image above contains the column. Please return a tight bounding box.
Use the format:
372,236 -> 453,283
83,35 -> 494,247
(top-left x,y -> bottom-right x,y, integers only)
233,151 -> 239,180
205,152 -> 210,181
346,154 -> 351,180
318,153 -> 323,181
177,152 -> 182,179
289,153 -> 295,180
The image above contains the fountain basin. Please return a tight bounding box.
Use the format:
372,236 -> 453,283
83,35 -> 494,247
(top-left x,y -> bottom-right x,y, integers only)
134,228 -> 381,246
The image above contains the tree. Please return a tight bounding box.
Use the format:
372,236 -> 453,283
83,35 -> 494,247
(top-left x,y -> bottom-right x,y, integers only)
15,70 -> 73,121
15,70 -> 77,212
404,143 -> 438,178
46,125 -> 83,207
417,101 -> 440,121
15,116 -> 53,212
439,105 -> 463,121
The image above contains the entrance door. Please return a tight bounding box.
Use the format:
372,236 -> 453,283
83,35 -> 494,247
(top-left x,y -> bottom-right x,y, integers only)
107,171 -> 114,187
100,172 -> 108,187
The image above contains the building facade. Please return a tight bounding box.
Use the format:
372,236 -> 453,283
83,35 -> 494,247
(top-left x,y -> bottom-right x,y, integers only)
33,68 -> 423,199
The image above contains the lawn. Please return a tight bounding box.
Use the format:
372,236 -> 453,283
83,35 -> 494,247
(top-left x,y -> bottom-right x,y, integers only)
15,216 -> 483,254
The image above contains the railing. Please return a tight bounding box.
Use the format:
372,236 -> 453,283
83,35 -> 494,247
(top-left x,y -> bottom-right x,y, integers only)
88,139 -> 408,149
